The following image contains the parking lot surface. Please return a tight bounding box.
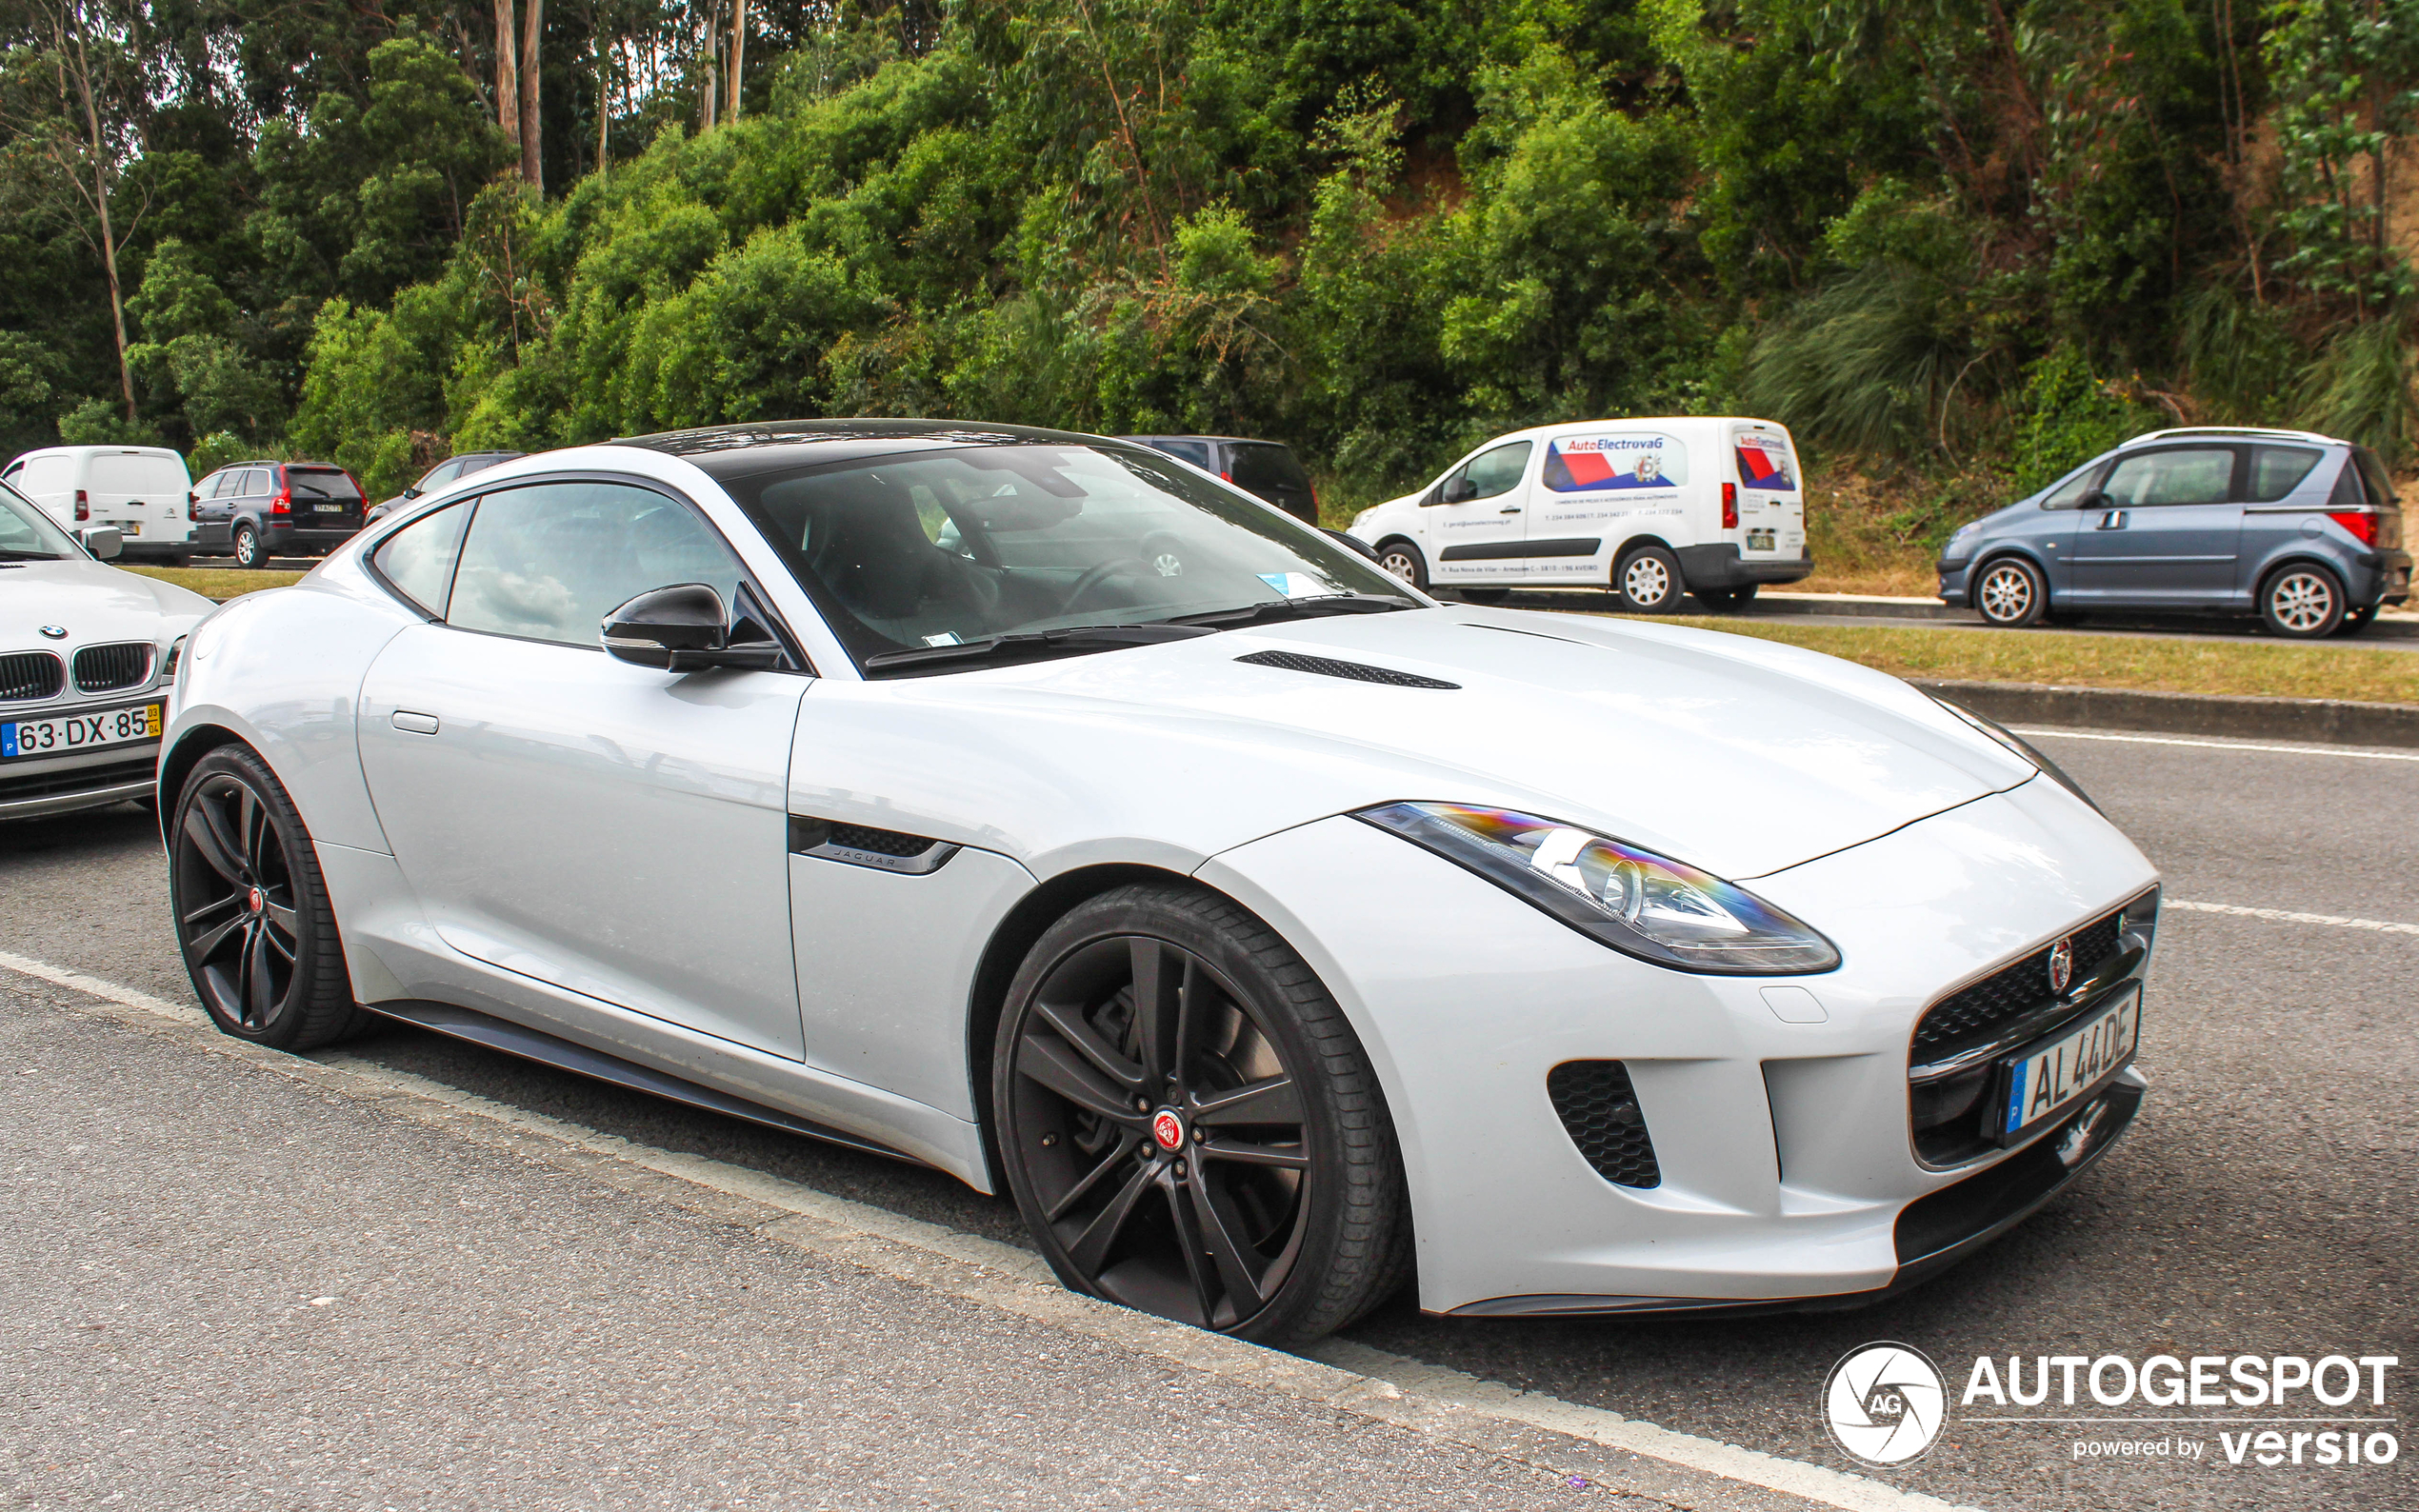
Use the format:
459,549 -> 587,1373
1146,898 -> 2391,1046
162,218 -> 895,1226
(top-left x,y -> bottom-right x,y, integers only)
3,730 -> 2412,1510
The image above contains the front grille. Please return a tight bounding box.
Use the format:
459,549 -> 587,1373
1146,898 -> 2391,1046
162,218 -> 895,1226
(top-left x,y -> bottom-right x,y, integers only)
0,651 -> 64,702
1910,905 -> 2129,1064
0,754 -> 155,803
1547,1061 -> 1662,1188
1233,650 -> 1460,688
71,642 -> 150,693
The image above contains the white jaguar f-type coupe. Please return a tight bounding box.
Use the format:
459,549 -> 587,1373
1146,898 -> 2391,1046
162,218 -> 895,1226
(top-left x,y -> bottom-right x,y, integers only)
160,421 -> 2158,1343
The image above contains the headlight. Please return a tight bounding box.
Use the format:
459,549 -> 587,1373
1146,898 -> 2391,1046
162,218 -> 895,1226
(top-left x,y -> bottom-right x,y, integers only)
1351,507 -> 1376,529
163,634 -> 188,679
1940,523 -> 1978,564
1354,802 -> 1840,974
1929,697 -> 2101,812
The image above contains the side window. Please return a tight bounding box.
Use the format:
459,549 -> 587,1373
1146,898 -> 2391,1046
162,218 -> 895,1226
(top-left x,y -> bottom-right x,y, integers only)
2039,465 -> 2103,508
1461,442 -> 1533,500
2249,447 -> 2324,503
2330,462 -> 2367,511
418,459 -> 463,492
372,503 -> 469,617
1154,440 -> 1210,468
447,481 -> 745,648
2099,448 -> 2234,507
242,468 -> 270,495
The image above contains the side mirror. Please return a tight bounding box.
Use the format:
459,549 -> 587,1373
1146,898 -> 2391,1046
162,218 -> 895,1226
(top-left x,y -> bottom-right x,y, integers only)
2074,490 -> 2109,513
77,526 -> 122,560
602,583 -> 782,671
1322,527 -> 1382,563
1441,475 -> 1478,504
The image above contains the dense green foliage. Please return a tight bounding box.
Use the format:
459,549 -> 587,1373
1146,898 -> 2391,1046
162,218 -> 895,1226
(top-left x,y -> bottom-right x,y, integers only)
15,0 -> 2419,515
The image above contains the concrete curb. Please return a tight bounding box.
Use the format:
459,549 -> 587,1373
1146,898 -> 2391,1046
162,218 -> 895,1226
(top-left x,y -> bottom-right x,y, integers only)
1913,678 -> 2419,747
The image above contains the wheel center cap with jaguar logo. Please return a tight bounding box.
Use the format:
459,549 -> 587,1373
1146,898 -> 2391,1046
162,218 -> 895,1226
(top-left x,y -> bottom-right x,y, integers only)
247,886 -> 264,915
1150,1108 -> 1185,1151
2047,935 -> 2075,994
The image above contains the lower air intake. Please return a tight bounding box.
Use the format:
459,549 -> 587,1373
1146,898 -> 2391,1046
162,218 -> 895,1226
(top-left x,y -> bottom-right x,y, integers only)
1547,1060 -> 1662,1188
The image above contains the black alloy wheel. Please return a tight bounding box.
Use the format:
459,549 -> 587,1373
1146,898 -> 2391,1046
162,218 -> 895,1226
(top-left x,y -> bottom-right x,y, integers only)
994,884 -> 1409,1345
230,523 -> 263,568
170,746 -> 366,1050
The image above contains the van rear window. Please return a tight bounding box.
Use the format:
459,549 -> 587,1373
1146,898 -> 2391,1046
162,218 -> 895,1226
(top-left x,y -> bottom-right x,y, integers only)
89,454 -> 188,494
1734,435 -> 1797,489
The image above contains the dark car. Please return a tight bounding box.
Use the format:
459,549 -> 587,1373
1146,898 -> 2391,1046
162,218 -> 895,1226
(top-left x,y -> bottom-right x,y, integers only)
1938,427 -> 2413,638
1118,435 -> 1318,525
365,450 -> 528,524
188,461 -> 369,567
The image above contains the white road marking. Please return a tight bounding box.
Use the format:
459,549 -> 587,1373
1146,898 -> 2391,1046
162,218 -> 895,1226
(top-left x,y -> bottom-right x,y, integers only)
2166,899 -> 2419,936
2009,727 -> 2419,761
0,949 -> 1977,1512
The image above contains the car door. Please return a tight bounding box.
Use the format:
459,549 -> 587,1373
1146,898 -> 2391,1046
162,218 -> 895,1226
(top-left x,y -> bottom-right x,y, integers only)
189,471 -> 233,547
355,477 -> 814,1060
2067,445 -> 2243,606
1423,439 -> 1534,583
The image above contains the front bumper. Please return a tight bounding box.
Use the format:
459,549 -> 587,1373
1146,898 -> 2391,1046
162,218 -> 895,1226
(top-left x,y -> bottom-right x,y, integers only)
0,741 -> 160,819
1677,544 -> 1812,590
1199,772 -> 2157,1315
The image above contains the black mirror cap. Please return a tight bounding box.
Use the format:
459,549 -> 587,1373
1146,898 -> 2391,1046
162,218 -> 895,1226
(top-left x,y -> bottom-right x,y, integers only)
2073,490 -> 2109,513
603,583 -> 729,666
1324,527 -> 1382,563
1441,476 -> 1478,504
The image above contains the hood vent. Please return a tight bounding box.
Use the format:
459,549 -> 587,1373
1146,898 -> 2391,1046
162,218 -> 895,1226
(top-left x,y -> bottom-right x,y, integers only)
1234,649 -> 1459,689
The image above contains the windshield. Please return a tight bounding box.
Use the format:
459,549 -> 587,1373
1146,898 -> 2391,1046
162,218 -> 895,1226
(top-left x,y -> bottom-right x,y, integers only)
720,443 -> 1410,673
0,482 -> 79,559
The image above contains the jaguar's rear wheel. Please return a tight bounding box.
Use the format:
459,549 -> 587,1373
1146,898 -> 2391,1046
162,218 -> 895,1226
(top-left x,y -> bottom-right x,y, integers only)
170,745 -> 367,1050
994,883 -> 1410,1345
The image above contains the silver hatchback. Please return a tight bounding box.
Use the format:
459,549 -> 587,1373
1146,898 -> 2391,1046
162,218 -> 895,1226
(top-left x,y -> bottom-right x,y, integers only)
1936,428 -> 2412,637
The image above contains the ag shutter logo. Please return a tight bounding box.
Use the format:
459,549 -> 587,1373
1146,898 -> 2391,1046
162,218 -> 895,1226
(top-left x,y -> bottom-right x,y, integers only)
1826,1343 -> 1949,1465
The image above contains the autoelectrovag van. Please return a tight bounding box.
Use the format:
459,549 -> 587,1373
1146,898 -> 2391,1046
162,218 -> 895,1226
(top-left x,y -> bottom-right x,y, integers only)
2,446 -> 194,564
1345,417 -> 1811,611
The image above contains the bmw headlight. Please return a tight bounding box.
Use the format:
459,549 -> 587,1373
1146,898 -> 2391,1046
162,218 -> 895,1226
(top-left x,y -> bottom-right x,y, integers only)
1929,697 -> 2102,813
1354,802 -> 1840,974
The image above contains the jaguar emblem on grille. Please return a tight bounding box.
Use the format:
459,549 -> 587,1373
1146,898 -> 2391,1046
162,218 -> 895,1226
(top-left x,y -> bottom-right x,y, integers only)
2047,936 -> 2075,995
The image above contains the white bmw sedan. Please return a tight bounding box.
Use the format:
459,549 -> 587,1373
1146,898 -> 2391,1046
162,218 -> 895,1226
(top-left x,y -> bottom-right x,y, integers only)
2,483 -> 211,820
161,422 -> 2158,1344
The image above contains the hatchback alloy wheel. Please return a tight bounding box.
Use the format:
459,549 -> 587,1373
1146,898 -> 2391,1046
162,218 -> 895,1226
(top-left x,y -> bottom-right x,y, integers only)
2263,565 -> 2344,638
995,885 -> 1409,1344
1974,557 -> 2045,627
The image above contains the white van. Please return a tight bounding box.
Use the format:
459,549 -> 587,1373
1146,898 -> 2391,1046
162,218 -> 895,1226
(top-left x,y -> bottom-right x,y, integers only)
1344,417 -> 1809,611
2,446 -> 194,564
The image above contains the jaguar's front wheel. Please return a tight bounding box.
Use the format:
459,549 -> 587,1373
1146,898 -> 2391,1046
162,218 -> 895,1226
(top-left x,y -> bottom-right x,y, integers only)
993,883 -> 1410,1345
170,745 -> 367,1050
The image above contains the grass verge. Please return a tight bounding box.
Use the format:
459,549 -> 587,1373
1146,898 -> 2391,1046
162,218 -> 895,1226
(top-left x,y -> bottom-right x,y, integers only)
120,565 -> 306,602
1639,615 -> 2419,705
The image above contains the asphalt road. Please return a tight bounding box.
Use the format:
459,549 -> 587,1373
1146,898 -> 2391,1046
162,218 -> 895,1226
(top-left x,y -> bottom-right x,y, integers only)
4,732 -> 2414,1511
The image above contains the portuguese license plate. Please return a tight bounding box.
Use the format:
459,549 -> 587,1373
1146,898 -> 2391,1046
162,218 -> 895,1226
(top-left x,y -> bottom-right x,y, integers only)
1747,528 -> 1776,550
1997,986 -> 2139,1143
1,702 -> 161,759
314,502 -> 346,512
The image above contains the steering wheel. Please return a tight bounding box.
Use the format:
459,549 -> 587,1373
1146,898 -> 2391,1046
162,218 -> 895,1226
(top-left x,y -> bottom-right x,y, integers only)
1062,556 -> 1154,613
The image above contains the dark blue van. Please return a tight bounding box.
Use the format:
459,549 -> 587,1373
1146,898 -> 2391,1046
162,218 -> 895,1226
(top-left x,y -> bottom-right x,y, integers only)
1937,428 -> 2412,637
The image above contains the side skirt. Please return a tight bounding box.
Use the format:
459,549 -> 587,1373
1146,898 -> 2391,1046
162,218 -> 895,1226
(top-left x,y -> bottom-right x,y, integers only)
366,998 -> 929,1167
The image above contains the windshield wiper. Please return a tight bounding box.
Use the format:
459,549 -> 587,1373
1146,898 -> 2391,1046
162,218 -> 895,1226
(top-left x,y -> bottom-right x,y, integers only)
1164,592 -> 1417,629
863,622 -> 1214,672
0,548 -> 67,562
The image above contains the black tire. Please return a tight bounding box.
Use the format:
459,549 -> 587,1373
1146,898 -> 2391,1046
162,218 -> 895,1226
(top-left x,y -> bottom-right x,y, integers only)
230,523 -> 263,569
1373,537 -> 1428,590
992,882 -> 1411,1346
1613,545 -> 1685,613
1455,587 -> 1511,605
1694,584 -> 1758,611
2260,563 -> 2346,639
170,745 -> 369,1050
2340,604 -> 2378,636
1972,555 -> 2048,627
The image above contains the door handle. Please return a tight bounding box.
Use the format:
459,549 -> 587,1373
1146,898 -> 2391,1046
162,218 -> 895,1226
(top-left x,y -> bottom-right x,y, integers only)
2097,509 -> 2128,529
390,710 -> 439,735
1499,506 -> 1523,514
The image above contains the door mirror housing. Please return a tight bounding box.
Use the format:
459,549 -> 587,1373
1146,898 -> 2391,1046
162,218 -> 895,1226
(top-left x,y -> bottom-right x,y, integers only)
1441,475 -> 1478,504
76,526 -> 122,560
2074,490 -> 2109,513
602,583 -> 782,671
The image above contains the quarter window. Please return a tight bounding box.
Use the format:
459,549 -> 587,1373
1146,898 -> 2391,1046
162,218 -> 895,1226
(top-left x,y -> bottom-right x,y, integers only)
2248,447 -> 2323,503
2099,448 -> 2234,507
2039,466 -> 2102,508
1457,442 -> 1533,501
447,481 -> 745,649
372,503 -> 469,618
